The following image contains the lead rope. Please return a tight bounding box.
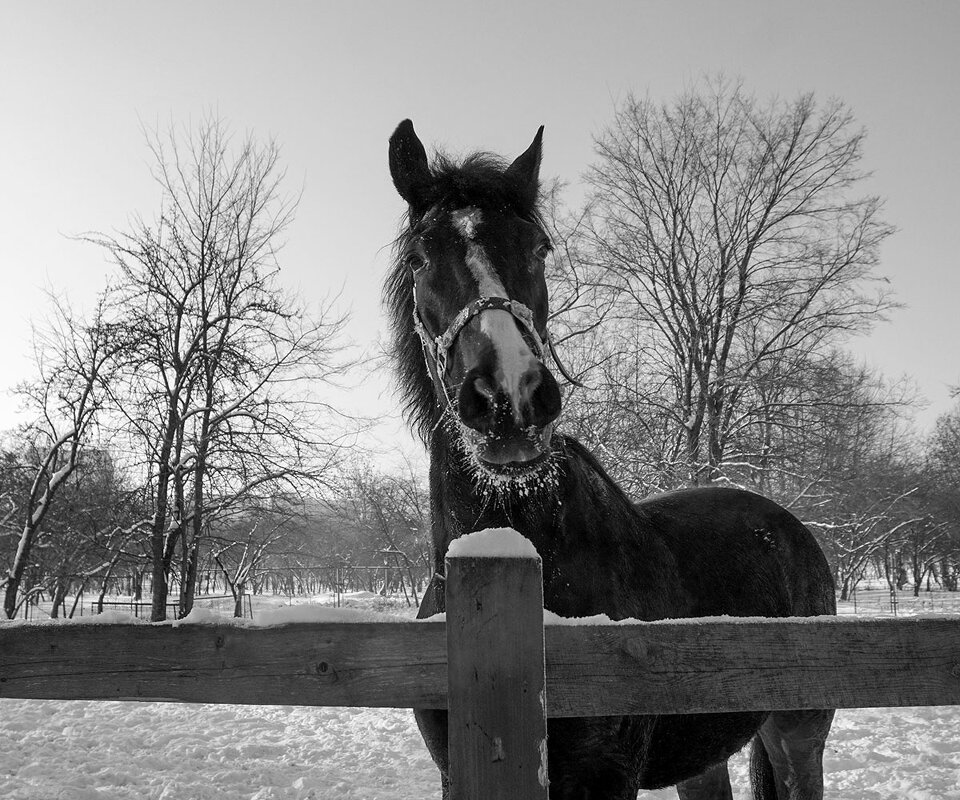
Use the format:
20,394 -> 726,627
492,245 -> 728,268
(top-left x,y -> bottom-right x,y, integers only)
545,333 -> 586,389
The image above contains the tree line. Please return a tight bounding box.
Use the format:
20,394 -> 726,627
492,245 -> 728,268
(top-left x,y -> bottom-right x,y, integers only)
2,82 -> 957,620
0,118 -> 428,621
545,77 -> 959,598
0,434 -> 432,620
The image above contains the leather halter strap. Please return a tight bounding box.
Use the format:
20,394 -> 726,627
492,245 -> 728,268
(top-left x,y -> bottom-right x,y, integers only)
412,295 -> 547,409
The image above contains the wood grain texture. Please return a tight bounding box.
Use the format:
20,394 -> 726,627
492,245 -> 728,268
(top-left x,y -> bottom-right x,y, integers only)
445,555 -> 548,800
2,616 -> 958,714
543,616 -> 960,715
0,621 -> 447,708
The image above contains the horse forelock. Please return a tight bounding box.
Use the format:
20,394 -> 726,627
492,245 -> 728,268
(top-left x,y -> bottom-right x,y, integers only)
410,152 -> 544,229
384,150 -> 546,443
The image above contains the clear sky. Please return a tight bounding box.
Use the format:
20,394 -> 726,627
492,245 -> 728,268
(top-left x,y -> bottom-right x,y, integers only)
1,1 -> 958,461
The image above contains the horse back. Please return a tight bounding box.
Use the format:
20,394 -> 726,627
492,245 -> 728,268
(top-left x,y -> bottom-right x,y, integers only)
636,486 -> 835,618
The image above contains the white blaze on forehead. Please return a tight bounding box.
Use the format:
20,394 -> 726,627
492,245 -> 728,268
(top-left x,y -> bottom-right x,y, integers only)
465,241 -> 507,297
450,206 -> 482,240
452,207 -> 508,298
479,310 -> 540,422
450,208 -> 539,420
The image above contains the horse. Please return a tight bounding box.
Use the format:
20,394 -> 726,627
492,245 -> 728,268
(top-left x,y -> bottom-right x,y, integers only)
384,119 -> 835,800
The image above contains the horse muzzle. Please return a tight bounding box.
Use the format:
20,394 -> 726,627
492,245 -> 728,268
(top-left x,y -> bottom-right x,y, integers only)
456,359 -> 561,470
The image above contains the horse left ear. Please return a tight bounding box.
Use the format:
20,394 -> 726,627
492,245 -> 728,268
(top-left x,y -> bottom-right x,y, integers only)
389,119 -> 433,214
506,126 -> 544,208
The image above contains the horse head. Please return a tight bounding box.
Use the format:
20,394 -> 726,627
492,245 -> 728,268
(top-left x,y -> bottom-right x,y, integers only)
388,120 -> 562,489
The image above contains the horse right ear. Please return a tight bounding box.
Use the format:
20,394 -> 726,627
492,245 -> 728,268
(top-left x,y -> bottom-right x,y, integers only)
389,120 -> 433,213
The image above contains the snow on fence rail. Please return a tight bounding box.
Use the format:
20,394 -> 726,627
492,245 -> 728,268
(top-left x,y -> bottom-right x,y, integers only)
3,528 -> 960,798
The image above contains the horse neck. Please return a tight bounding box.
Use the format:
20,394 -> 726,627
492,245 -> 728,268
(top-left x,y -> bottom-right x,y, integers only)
426,427 -> 647,560
426,424 -> 562,561
426,427 -> 686,618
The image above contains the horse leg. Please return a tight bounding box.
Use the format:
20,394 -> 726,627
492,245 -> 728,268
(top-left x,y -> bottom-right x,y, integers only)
754,709 -> 834,799
675,761 -> 733,800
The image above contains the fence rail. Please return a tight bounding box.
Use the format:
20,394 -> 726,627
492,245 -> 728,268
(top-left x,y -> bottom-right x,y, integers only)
2,538 -> 960,799
3,615 -> 959,714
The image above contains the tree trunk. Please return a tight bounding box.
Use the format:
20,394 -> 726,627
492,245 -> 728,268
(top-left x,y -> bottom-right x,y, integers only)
942,558 -> 957,592
4,569 -> 22,620
150,400 -> 182,622
150,532 -> 169,621
4,523 -> 40,619
233,580 -> 245,618
179,542 -> 199,617
706,390 -> 725,484
50,578 -> 69,619
68,579 -> 87,619
188,384 -> 213,615
96,553 -> 122,614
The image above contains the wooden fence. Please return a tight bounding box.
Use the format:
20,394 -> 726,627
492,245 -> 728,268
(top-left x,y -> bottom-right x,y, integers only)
3,541 -> 960,798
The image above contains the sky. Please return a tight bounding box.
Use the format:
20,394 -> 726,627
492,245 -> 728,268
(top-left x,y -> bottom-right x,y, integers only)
1,1 -> 958,463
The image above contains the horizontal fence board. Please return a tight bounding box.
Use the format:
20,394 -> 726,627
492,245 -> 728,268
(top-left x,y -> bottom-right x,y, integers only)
0,621 -> 447,709
543,616 -> 960,714
2,616 -> 959,714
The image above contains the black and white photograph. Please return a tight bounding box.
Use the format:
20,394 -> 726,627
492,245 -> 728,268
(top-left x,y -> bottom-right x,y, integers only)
2,2 -> 958,798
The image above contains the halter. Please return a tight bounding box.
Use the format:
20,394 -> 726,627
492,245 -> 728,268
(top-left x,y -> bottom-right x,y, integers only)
412,292 -> 582,412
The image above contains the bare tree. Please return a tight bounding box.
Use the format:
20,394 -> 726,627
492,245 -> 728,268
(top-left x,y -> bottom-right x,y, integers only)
925,402 -> 960,589
85,117 -> 355,620
557,78 -> 895,488
2,294 -> 118,618
210,515 -> 290,617
338,462 -> 430,604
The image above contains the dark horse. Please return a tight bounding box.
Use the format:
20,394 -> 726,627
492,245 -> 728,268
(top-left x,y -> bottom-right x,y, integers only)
385,120 -> 835,800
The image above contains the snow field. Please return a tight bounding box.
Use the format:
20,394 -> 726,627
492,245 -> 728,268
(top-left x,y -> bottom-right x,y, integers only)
0,700 -> 439,800
2,699 -> 959,799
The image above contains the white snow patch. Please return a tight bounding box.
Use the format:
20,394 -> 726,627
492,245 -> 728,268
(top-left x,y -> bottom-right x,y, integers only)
170,607 -> 223,626
0,610 -> 146,628
447,527 -> 540,559
0,599 -> 413,631
2,700 -> 959,799
0,700 -> 440,800
171,604 -> 405,627
252,604 -> 395,626
538,736 -> 549,787
544,610 -> 620,625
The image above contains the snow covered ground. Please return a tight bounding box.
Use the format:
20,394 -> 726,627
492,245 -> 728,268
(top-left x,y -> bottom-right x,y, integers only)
3,591 -> 960,799
3,696 -> 959,799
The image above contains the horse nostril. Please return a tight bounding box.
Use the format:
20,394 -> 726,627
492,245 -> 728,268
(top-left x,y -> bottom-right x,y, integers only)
459,363 -> 561,434
525,362 -> 561,428
457,369 -> 499,434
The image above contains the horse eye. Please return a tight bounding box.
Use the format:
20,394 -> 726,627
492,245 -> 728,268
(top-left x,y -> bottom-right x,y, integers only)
534,241 -> 553,261
406,252 -> 428,273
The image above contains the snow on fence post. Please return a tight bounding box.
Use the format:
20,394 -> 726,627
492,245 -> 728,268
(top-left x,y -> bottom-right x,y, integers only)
445,529 -> 549,800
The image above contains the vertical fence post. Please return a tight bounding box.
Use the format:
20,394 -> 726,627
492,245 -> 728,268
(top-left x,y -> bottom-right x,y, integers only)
445,530 -> 549,800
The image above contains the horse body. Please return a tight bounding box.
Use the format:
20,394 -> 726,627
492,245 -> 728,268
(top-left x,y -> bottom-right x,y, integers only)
385,119 -> 834,799
415,429 -> 833,797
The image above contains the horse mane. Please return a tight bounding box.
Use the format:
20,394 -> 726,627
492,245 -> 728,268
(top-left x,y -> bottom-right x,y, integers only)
559,435 -> 643,513
384,151 -> 545,442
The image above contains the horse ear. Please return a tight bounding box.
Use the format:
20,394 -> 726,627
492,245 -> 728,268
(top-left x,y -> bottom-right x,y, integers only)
506,126 -> 544,208
389,119 -> 433,213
